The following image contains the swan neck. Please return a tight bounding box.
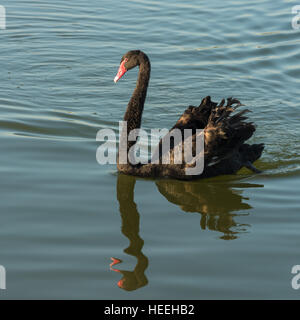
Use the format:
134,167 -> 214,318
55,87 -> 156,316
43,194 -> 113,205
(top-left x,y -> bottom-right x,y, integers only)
118,56 -> 151,168
124,58 -> 151,129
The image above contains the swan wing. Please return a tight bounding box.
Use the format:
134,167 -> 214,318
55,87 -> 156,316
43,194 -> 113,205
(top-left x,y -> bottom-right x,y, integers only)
151,96 -> 252,167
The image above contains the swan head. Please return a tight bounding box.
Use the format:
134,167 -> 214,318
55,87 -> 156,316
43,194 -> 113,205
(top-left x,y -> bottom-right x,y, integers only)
114,50 -> 147,83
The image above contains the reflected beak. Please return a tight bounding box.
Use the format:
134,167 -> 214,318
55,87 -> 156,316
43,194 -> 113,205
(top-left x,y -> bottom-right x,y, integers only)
114,60 -> 127,83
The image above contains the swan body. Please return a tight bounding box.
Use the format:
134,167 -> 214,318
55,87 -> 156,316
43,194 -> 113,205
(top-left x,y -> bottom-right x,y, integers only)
114,50 -> 264,180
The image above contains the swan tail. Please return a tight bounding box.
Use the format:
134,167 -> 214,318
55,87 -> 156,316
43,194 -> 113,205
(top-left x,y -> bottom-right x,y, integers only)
239,143 -> 265,167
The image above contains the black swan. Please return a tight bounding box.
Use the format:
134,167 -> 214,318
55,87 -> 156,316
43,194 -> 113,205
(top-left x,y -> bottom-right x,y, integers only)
114,50 -> 264,180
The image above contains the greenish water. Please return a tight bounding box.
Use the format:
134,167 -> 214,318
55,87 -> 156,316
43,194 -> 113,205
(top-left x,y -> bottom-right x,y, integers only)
0,0 -> 300,299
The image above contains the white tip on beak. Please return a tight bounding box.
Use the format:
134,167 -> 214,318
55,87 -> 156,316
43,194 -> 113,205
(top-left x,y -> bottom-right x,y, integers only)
114,75 -> 119,83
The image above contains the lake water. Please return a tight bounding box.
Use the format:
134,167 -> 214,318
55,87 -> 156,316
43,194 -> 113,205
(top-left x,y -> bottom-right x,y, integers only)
0,0 -> 299,299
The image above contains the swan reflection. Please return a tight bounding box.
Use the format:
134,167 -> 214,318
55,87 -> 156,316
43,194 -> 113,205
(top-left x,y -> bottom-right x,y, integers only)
156,179 -> 263,240
111,174 -> 148,291
111,174 -> 263,290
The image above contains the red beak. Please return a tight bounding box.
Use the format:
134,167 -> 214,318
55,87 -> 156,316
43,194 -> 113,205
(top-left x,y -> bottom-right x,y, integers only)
114,60 -> 127,83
